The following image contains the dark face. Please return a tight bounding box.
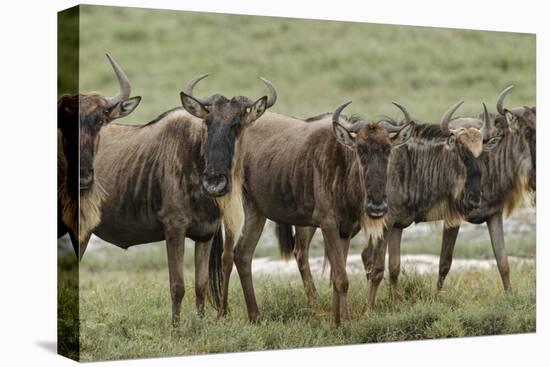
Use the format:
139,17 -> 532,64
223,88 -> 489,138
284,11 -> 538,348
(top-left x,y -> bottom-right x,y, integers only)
499,107 -> 537,191
445,127 -> 483,210
522,108 -> 536,191
460,147 -> 482,211
58,93 -> 141,191
181,93 -> 268,197
334,113 -> 414,218
356,125 -> 391,217
78,95 -> 110,190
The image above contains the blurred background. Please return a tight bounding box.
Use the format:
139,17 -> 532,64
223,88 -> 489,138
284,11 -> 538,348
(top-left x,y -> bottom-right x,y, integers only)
64,4 -> 535,266
72,6 -> 535,121
58,6 -> 536,360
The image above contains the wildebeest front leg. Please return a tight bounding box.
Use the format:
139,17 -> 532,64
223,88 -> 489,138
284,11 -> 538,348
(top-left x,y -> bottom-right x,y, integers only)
487,212 -> 512,290
367,232 -> 389,308
320,222 -> 349,325
437,226 -> 460,291
361,239 -> 374,280
234,208 -> 267,322
194,241 -> 212,316
387,228 -> 403,294
164,227 -> 186,328
294,226 -> 318,303
219,228 -> 235,317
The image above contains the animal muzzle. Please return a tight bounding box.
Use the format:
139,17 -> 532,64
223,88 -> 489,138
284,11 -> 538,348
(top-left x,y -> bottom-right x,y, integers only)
366,200 -> 388,218
201,174 -> 229,197
464,190 -> 481,211
80,170 -> 94,191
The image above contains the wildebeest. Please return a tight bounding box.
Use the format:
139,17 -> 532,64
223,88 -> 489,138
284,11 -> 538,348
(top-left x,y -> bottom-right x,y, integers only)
434,85 -> 536,291
210,101 -> 415,325
57,53 -> 141,259
86,75 -> 277,326
275,101 -> 489,306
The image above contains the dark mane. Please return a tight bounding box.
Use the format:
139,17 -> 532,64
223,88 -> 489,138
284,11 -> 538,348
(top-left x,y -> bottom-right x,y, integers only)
304,112 -> 333,122
376,115 -> 448,140
412,123 -> 448,139
142,107 -> 184,127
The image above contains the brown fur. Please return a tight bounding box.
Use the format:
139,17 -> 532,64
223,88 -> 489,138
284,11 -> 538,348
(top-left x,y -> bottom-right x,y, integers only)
220,110 -> 403,324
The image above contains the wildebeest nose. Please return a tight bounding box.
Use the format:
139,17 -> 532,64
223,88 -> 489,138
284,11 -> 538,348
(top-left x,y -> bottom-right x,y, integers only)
465,191 -> 481,210
80,172 -> 94,190
201,174 -> 228,197
366,200 -> 388,218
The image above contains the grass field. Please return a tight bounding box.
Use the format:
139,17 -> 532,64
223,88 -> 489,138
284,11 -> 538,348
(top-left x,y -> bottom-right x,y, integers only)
77,250 -> 535,361
58,4 -> 536,362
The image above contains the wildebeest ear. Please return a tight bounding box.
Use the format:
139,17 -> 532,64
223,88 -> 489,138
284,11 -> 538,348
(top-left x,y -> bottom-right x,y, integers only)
504,109 -> 520,133
445,134 -> 457,150
333,122 -> 356,148
244,96 -> 268,125
482,135 -> 502,153
109,96 -> 142,120
180,92 -> 209,119
390,122 -> 414,147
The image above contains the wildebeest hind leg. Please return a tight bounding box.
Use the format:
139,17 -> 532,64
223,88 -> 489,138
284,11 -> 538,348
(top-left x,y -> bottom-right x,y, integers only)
437,226 -> 460,291
294,226 -> 318,304
387,228 -> 403,298
234,207 -> 267,322
194,241 -> 212,316
487,212 -> 512,291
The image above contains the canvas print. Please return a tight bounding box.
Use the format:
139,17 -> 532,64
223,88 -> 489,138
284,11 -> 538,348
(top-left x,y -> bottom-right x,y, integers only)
57,4 -> 536,362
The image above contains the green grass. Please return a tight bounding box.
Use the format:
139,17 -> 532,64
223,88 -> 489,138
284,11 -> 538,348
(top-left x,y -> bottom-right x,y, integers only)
78,255 -> 535,361
67,5 -> 535,123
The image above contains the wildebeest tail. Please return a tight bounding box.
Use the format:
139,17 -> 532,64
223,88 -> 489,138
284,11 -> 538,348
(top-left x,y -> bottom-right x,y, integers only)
275,223 -> 294,260
208,226 -> 224,310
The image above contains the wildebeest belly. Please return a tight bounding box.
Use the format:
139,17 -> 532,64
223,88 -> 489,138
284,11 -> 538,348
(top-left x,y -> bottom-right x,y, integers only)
243,157 -> 320,227
93,208 -> 164,248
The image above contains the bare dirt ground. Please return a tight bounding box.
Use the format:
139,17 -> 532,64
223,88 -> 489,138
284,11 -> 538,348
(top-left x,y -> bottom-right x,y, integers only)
60,207 -> 535,276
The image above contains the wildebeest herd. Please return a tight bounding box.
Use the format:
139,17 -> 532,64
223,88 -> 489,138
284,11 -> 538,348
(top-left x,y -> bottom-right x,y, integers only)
58,54 -> 536,327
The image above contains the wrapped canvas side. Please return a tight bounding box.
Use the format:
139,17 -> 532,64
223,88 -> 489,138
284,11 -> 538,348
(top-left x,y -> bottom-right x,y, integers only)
57,5 -> 80,362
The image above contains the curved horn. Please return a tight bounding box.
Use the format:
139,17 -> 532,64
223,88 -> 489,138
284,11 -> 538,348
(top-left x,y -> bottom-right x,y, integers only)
184,74 -> 209,104
105,53 -> 132,107
333,101 -> 352,124
392,101 -> 413,125
440,100 -> 464,136
481,102 -> 493,140
496,85 -> 514,115
260,77 -> 277,108
378,120 -> 403,132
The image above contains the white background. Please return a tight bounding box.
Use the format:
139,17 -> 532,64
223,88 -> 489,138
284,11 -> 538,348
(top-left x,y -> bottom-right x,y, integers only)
0,0 -> 547,365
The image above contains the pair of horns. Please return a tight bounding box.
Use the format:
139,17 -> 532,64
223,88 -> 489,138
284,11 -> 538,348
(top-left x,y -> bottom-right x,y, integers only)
441,100 -> 493,139
332,101 -> 413,134
184,74 -> 277,108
